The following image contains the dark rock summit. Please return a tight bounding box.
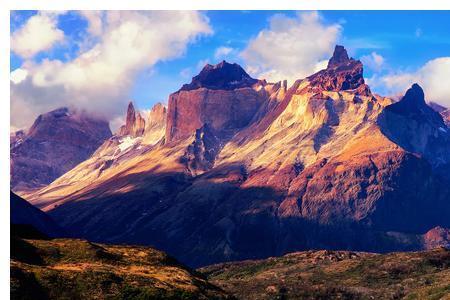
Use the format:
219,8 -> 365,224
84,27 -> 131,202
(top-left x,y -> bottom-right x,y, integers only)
327,45 -> 350,68
385,83 -> 445,127
180,60 -> 258,91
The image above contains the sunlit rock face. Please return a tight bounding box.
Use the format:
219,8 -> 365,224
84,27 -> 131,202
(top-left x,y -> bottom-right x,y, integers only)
165,61 -> 271,143
118,102 -> 146,137
22,45 -> 450,268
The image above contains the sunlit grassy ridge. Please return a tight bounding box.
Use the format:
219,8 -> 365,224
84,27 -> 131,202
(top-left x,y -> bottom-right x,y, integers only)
11,238 -> 229,300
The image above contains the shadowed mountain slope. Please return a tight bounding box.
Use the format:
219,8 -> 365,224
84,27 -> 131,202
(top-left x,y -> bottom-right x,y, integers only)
10,191 -> 64,238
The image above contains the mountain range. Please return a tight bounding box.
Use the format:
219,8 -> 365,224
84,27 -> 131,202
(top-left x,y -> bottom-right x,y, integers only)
11,45 -> 450,268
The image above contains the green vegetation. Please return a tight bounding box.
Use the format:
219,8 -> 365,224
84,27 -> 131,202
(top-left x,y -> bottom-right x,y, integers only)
201,249 -> 450,300
11,237 -> 450,299
11,238 -> 229,300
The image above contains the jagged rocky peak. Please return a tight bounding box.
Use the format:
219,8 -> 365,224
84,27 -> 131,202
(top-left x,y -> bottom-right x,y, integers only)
146,102 -> 167,129
303,45 -> 367,94
327,45 -> 351,68
385,83 -> 445,127
28,107 -> 71,137
180,60 -> 258,91
11,106 -> 112,192
119,101 -> 146,137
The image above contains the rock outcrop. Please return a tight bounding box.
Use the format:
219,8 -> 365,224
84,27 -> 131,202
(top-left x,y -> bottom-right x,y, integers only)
423,227 -> 450,249
11,107 -> 112,193
181,124 -> 222,175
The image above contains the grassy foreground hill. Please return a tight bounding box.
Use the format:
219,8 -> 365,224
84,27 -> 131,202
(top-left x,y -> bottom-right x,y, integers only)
11,237 -> 229,300
201,249 -> 450,300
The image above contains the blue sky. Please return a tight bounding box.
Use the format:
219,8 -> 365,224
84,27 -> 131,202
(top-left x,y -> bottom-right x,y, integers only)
10,11 -> 450,130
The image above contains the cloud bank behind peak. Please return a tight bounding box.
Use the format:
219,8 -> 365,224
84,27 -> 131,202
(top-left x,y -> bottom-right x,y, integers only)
10,11 -> 212,131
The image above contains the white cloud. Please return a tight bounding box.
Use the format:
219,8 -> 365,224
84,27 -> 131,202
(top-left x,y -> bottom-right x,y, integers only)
241,11 -> 342,84
360,52 -> 385,72
214,46 -> 234,60
11,11 -> 65,59
109,115 -> 126,133
11,11 -> 212,130
10,68 -> 28,84
313,59 -> 328,73
369,57 -> 450,107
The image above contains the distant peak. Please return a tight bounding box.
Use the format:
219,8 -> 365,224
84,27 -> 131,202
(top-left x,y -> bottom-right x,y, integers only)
402,83 -> 425,106
180,61 -> 257,91
327,45 -> 350,68
385,83 -> 445,126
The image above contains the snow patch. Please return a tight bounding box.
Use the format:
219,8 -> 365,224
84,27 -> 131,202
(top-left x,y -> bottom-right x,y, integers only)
118,136 -> 139,152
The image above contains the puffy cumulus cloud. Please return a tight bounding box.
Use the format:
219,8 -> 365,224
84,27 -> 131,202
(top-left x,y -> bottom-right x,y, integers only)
241,11 -> 342,84
11,11 -> 65,59
368,57 -> 450,107
10,68 -> 28,84
11,11 -> 212,130
360,52 -> 385,72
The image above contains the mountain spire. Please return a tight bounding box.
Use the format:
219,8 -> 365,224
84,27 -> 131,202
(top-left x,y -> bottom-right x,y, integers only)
119,101 -> 146,137
327,45 -> 350,68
